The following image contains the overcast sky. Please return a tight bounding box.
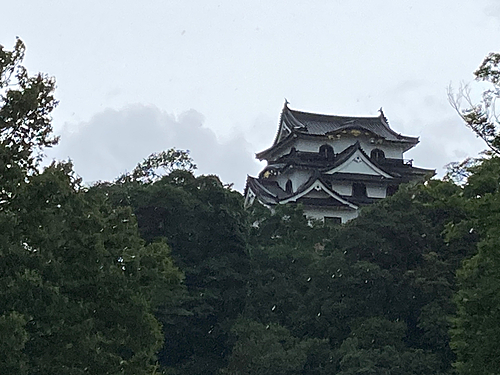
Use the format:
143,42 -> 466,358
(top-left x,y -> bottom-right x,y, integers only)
3,0 -> 499,190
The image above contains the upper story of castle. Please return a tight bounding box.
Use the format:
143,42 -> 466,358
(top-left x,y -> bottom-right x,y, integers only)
256,102 -> 419,163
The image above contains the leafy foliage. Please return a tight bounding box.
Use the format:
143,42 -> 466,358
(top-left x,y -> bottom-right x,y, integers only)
116,149 -> 196,184
450,157 -> 500,375
0,39 -> 184,375
0,161 -> 186,374
97,169 -> 251,374
446,51 -> 500,375
222,320 -> 332,375
232,181 -> 473,374
0,39 -> 58,201
5,38 -> 500,375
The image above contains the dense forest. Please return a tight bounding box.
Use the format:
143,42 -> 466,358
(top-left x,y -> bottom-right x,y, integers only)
1,39 -> 500,375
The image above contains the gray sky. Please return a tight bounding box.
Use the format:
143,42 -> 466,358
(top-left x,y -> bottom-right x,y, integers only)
3,0 -> 499,190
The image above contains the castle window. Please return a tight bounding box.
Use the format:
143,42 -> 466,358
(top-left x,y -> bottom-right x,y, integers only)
371,148 -> 385,161
352,182 -> 367,198
319,144 -> 334,160
285,180 -> 293,194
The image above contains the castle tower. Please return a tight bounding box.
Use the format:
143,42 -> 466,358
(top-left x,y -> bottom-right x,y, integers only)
244,102 -> 434,223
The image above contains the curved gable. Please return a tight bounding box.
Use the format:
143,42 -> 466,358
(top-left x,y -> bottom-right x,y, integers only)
280,178 -> 358,209
324,148 -> 394,178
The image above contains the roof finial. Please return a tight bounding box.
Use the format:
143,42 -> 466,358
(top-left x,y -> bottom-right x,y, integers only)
284,98 -> 289,106
378,107 -> 389,124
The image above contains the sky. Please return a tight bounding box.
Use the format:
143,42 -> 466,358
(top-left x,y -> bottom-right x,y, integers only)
2,0 -> 500,191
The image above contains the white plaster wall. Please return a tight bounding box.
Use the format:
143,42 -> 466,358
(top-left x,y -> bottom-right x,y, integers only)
289,170 -> 313,191
335,157 -> 378,175
331,181 -> 352,196
367,184 -> 387,198
293,138 -> 327,152
362,140 -> 406,159
271,169 -> 313,193
273,174 -> 288,191
292,136 -> 406,159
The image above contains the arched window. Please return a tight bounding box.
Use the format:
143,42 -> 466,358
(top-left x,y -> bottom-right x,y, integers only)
319,144 -> 334,160
352,182 -> 367,198
285,180 -> 293,194
370,148 -> 385,161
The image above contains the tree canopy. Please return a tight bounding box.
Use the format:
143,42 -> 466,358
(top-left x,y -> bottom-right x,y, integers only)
3,39 -> 500,375
446,52 -> 500,375
0,39 -> 184,375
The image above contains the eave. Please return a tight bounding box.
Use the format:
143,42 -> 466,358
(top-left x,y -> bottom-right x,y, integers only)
279,175 -> 358,210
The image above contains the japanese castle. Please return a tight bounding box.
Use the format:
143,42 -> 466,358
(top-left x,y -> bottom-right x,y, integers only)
244,102 -> 434,223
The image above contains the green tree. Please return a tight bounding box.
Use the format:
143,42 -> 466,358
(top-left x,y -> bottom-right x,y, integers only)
243,181 -> 470,374
243,204 -> 333,330
0,39 -> 184,374
0,38 -> 58,201
222,320 -> 332,375
116,149 -> 196,184
450,157 -> 500,375
98,169 -> 251,374
447,51 -> 500,374
0,312 -> 29,374
0,161 -> 185,374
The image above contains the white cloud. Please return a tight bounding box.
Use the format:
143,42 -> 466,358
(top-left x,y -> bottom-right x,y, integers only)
46,104 -> 261,191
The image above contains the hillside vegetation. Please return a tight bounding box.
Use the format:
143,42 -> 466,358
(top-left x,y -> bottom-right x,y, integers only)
2,39 -> 499,375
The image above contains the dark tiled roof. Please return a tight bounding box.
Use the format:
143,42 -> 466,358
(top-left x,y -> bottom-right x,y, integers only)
246,172 -> 359,210
245,176 -> 287,205
324,173 -> 393,182
283,105 -> 418,144
260,141 -> 434,182
257,104 -> 419,160
339,195 -> 381,206
265,141 -> 362,171
375,158 -> 435,180
263,141 -> 385,173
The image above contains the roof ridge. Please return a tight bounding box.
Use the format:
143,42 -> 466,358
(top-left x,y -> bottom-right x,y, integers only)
287,107 -> 379,119
289,107 -> 381,120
